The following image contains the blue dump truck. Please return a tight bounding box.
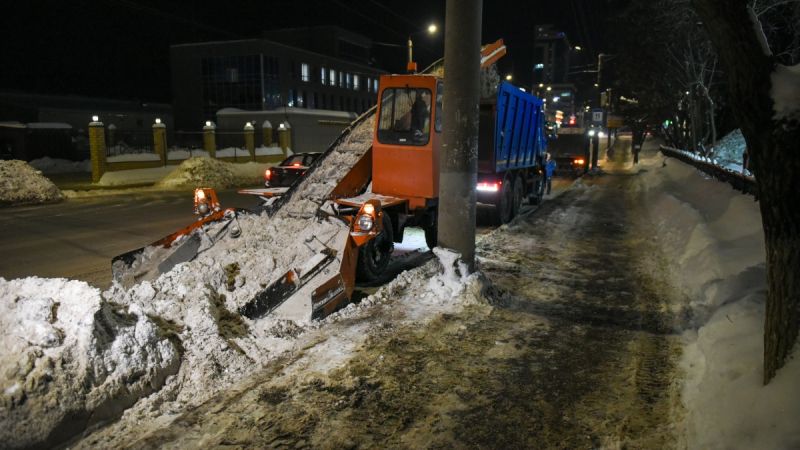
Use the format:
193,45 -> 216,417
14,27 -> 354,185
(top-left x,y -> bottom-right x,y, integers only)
477,81 -> 548,223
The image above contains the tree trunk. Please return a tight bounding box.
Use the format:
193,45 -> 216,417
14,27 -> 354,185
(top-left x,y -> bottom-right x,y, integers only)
693,0 -> 800,384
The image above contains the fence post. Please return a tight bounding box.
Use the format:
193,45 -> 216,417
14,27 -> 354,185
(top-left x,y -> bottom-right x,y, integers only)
262,120 -> 273,148
88,116 -> 106,183
203,121 -> 216,158
152,118 -> 167,165
278,121 -> 292,157
244,122 -> 255,161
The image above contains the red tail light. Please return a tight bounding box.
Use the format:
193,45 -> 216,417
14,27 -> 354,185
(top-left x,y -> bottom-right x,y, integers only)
265,169 -> 272,180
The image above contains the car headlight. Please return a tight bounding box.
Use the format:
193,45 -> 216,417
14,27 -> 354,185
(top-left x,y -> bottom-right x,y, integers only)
357,214 -> 374,231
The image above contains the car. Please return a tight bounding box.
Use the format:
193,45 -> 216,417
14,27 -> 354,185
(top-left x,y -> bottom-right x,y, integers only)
264,153 -> 321,187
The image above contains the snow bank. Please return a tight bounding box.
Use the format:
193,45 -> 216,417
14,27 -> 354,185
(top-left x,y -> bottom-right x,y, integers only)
157,157 -> 239,189
711,129 -> 746,168
0,278 -> 181,449
639,152 -> 800,449
0,160 -> 63,205
155,157 -> 276,189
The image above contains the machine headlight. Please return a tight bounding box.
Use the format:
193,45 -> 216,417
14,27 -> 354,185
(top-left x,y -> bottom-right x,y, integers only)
357,214 -> 374,231
198,202 -> 209,215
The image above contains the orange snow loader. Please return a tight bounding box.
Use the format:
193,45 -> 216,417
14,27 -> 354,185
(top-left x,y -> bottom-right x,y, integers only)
111,39 -> 548,322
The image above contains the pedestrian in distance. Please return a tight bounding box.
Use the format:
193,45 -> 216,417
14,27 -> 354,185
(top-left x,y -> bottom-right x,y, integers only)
545,152 -> 556,195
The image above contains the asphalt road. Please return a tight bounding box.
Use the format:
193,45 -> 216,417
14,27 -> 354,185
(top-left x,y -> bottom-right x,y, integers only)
1,170 -> 574,291
0,188 -> 262,289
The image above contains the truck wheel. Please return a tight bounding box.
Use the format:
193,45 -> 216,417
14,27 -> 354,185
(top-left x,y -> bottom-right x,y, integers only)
512,176 -> 524,216
529,176 -> 545,205
356,214 -> 394,282
492,178 -> 514,224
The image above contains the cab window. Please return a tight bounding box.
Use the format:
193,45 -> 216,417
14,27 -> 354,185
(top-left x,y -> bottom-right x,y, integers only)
377,87 -> 431,145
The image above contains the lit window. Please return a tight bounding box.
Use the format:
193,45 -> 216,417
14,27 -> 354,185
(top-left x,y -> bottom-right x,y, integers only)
339,72 -> 345,87
301,63 -> 310,82
330,69 -> 337,86
354,75 -> 360,91
373,79 -> 378,92
320,67 -> 327,85
366,77 -> 371,93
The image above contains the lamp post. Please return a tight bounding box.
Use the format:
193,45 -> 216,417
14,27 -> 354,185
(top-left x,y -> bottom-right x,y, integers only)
375,23 -> 439,73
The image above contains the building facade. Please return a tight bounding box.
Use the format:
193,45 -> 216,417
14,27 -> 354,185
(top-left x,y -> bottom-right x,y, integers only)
532,25 -> 571,86
171,28 -> 386,131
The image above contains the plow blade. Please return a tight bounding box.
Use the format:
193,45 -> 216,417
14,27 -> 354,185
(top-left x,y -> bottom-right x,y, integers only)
238,227 -> 359,323
111,208 -> 242,289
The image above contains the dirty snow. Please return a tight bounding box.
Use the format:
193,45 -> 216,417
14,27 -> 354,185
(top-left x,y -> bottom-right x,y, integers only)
94,159 -> 275,188
0,160 -> 63,205
0,277 -> 180,448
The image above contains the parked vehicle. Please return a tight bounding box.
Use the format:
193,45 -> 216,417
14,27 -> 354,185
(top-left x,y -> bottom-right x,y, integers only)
264,153 -> 321,187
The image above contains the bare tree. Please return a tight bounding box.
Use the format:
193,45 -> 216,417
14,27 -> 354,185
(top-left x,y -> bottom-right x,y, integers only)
692,0 -> 800,383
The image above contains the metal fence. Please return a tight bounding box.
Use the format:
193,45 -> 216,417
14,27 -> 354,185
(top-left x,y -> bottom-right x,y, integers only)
660,146 -> 757,197
106,129 -> 154,156
173,131 -> 204,151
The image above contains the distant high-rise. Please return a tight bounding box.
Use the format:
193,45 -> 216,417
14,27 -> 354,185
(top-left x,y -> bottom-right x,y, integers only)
532,25 -> 571,85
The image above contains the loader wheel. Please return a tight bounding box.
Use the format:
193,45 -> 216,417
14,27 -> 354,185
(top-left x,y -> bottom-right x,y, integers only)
356,214 -> 394,282
424,221 -> 437,250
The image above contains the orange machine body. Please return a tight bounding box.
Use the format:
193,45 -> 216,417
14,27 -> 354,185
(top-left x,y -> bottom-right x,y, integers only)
372,74 -> 442,211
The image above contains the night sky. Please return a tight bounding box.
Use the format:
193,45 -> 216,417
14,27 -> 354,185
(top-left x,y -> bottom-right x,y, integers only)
2,0 -> 608,103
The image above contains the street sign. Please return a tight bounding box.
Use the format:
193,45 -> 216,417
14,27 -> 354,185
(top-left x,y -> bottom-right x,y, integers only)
591,109 -> 605,126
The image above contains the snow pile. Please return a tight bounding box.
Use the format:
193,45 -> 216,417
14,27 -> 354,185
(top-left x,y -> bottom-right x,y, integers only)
157,157 -> 239,189
28,157 -> 91,174
711,129 -> 746,171
0,160 -> 63,205
771,63 -> 800,122
0,278 -> 181,449
638,151 -> 800,449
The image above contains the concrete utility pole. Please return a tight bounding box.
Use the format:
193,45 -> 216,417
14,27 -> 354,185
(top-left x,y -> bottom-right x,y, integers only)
438,0 -> 483,272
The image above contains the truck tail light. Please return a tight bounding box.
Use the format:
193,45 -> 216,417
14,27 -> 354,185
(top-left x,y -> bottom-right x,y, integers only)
477,182 -> 501,192
265,169 -> 272,180
574,158 -> 585,165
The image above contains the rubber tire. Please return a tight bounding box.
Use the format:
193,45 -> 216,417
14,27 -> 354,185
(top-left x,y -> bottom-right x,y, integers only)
492,177 -> 514,225
529,176 -> 545,205
512,176 -> 524,217
424,220 -> 437,250
356,214 -> 394,282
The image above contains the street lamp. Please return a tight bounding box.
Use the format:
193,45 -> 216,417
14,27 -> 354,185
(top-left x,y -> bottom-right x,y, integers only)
407,23 -> 439,72
505,74 -> 513,81
574,46 -> 582,51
